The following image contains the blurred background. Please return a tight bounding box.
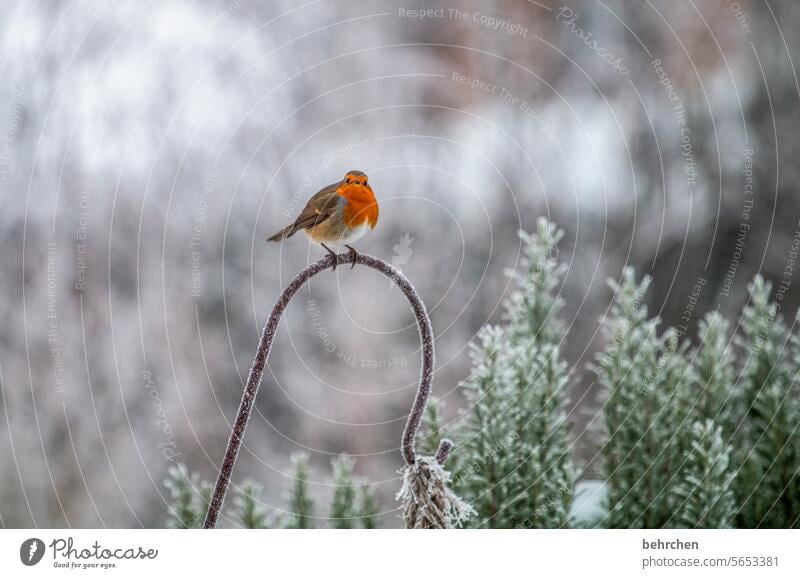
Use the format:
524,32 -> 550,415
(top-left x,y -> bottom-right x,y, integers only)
1,0 -> 798,527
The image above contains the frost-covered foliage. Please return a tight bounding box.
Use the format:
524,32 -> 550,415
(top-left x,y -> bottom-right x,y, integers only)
595,269 -> 658,528
285,452 -> 315,529
735,278 -> 800,528
165,264 -> 800,529
452,326 -> 510,527
233,481 -> 269,529
454,219 -> 574,528
596,271 -> 800,529
164,464 -> 212,529
420,398 -> 447,459
692,313 -> 737,437
6,2 -> 800,530
397,457 -> 474,529
673,420 -> 736,528
595,269 -> 697,528
327,454 -> 383,528
358,484 -> 380,529
165,454 -> 388,528
329,455 -> 358,529
165,464 -> 268,529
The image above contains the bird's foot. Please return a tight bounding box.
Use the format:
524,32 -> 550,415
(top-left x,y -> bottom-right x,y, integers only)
345,245 -> 358,269
321,243 -> 338,271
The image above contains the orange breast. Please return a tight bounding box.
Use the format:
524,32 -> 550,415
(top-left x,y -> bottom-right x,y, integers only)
339,184 -> 379,229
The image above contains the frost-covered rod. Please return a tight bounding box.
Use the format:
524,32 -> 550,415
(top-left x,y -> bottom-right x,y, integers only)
203,251 -> 443,529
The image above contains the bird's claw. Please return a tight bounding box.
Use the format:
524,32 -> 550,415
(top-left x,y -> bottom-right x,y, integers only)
321,243 -> 338,271
345,245 -> 358,269
321,243 -> 357,271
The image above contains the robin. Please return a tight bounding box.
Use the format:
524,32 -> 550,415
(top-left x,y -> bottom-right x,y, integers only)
267,170 -> 379,270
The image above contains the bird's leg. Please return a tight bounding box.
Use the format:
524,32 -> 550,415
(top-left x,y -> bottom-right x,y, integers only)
321,243 -> 338,271
345,244 -> 358,269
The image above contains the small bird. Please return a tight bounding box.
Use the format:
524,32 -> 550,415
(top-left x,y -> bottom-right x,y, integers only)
267,170 -> 379,269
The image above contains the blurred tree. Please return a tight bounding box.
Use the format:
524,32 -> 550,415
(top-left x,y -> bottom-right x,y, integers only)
357,483 -> 379,529
285,452 -> 315,529
673,420 -> 737,529
329,455 -> 358,529
233,481 -> 269,529
164,464 -> 212,529
456,220 -> 574,528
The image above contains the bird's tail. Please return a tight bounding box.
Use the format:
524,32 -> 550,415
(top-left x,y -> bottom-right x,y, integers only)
266,224 -> 297,242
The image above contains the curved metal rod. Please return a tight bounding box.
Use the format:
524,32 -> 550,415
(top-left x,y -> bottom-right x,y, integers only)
203,252 -> 444,528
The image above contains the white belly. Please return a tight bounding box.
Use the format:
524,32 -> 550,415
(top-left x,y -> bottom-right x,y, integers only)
340,222 -> 370,244
305,221 -> 371,248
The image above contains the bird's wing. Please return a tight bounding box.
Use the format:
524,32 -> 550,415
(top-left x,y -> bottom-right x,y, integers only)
290,181 -> 343,230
